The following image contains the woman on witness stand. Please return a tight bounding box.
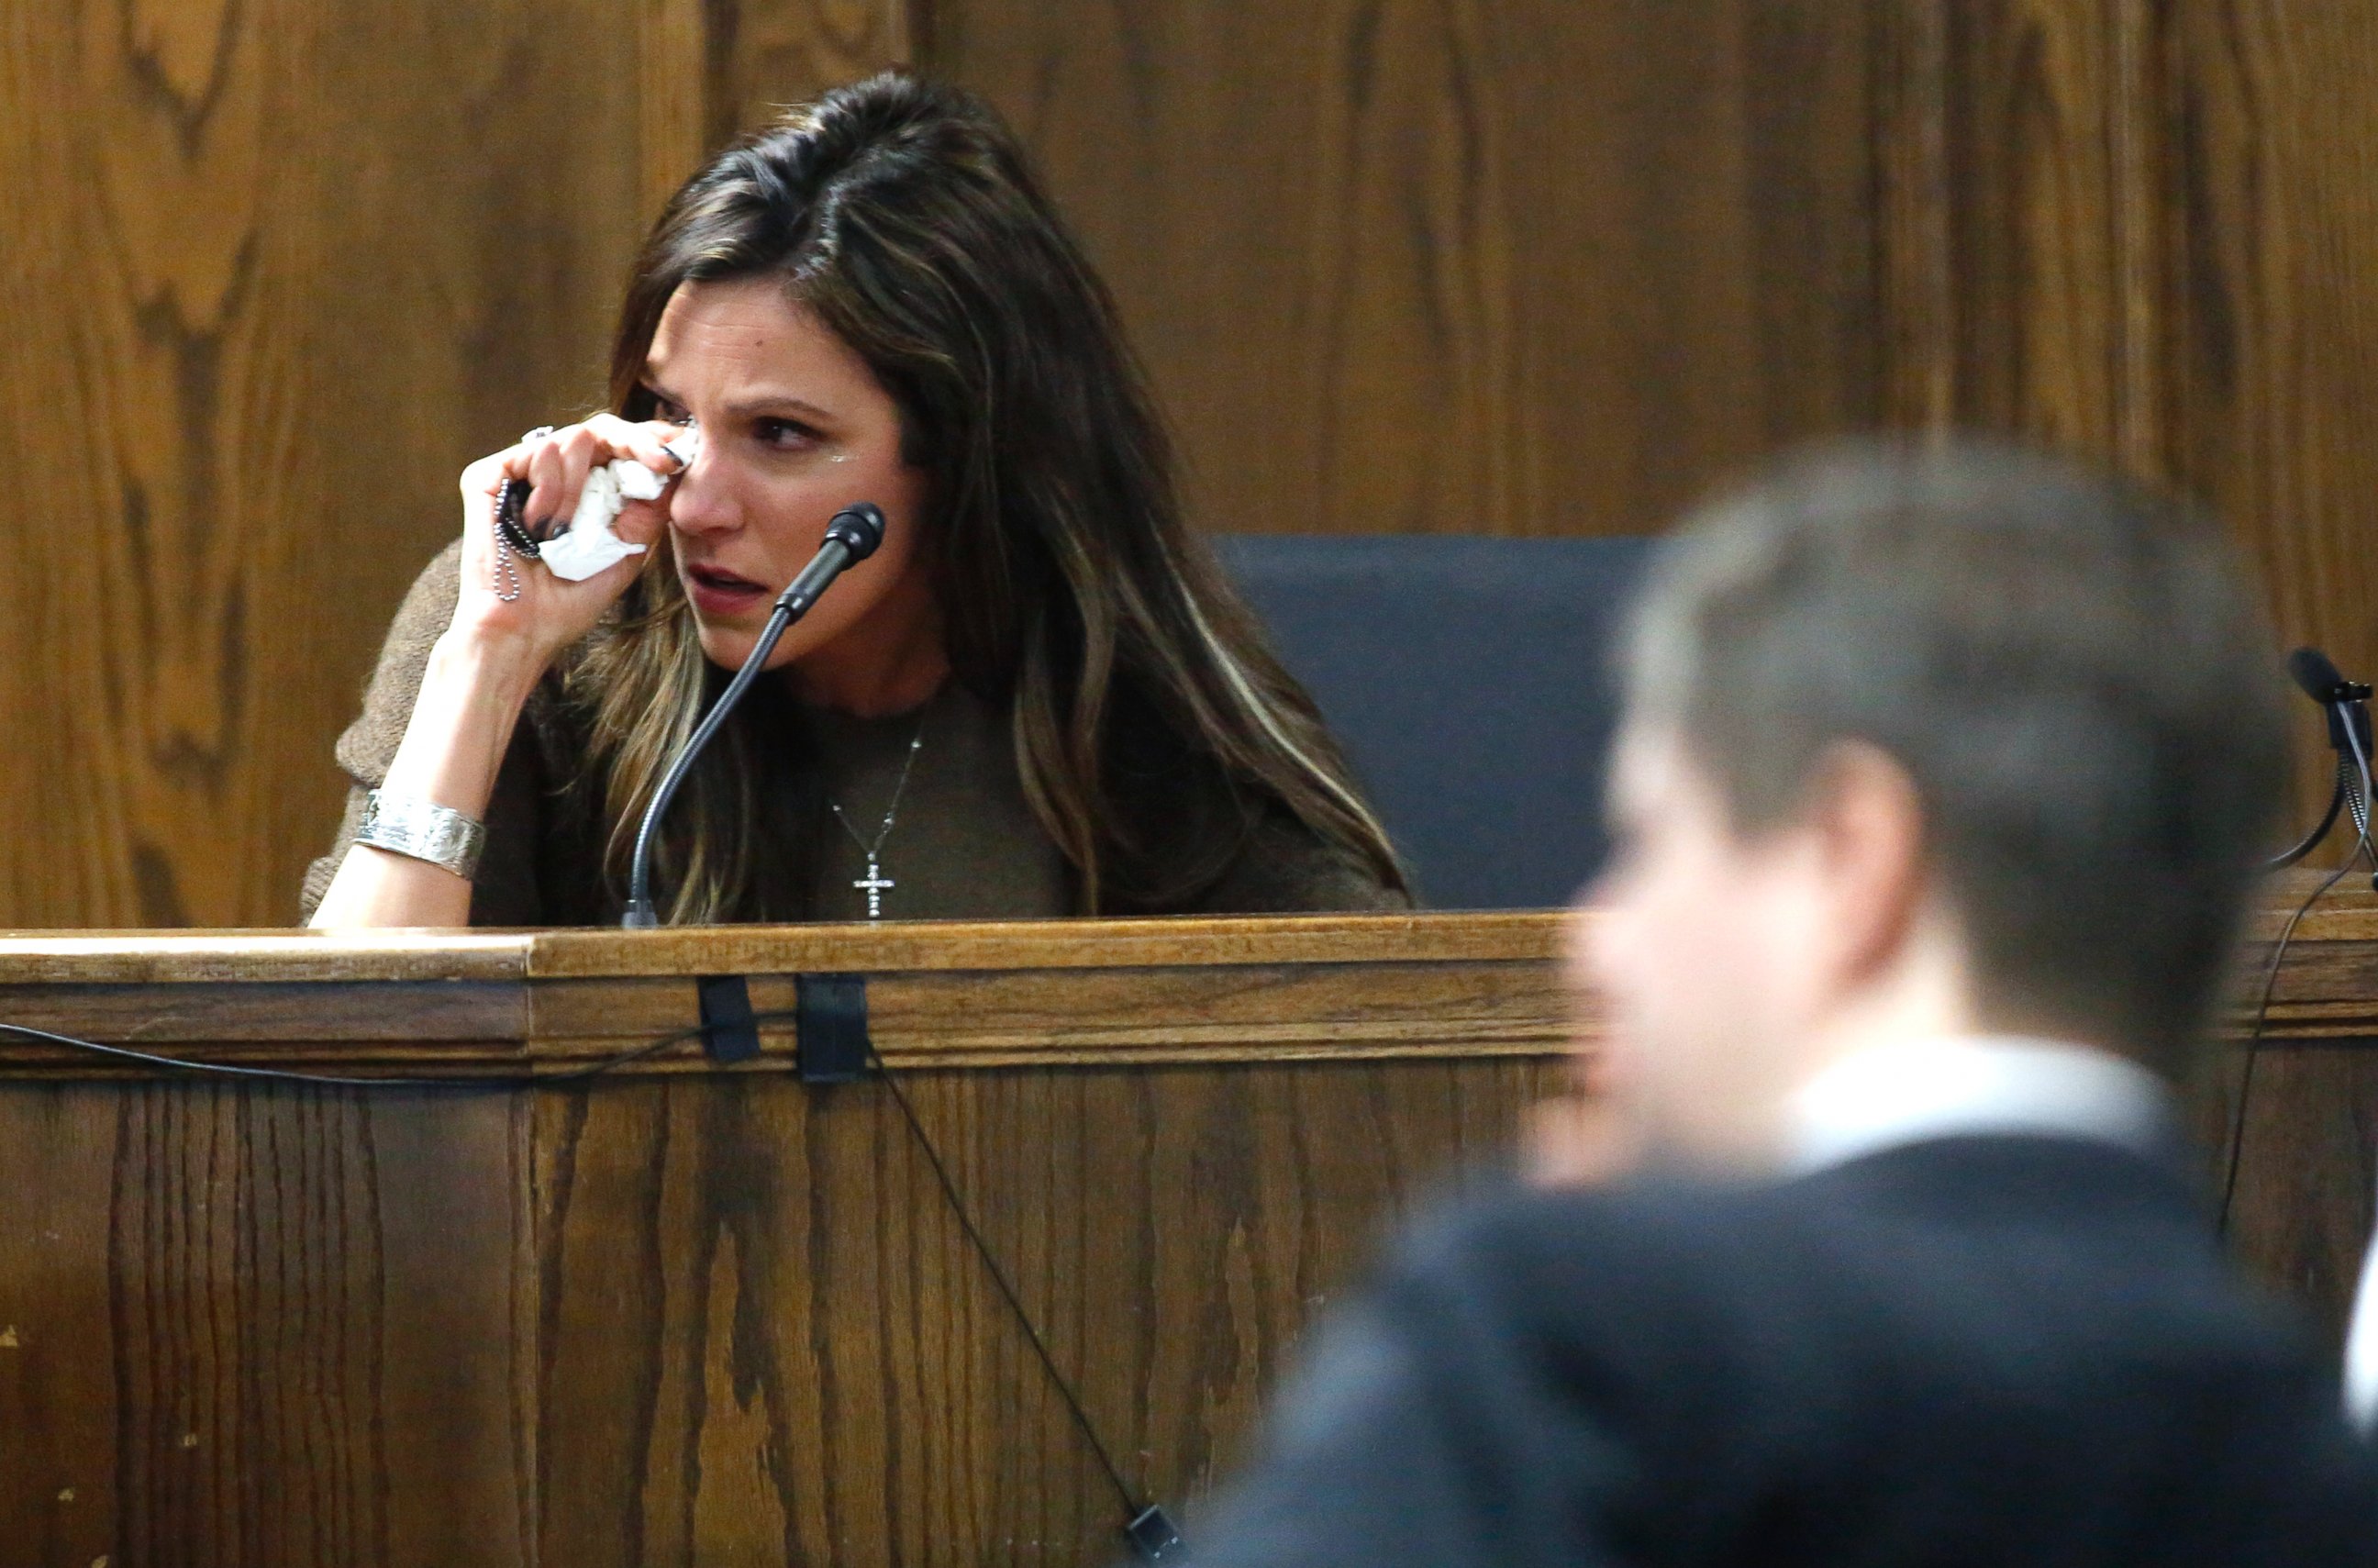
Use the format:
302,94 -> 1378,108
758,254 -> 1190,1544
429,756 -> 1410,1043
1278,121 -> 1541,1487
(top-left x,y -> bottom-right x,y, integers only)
306,72 -> 1405,928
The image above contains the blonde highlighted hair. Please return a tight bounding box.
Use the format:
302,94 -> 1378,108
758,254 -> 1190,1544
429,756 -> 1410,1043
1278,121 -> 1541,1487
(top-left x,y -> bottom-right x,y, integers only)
572,72 -> 1404,923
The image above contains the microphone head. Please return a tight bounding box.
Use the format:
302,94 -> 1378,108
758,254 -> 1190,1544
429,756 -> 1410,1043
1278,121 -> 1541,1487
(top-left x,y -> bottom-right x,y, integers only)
2291,646 -> 2350,702
824,502 -> 887,562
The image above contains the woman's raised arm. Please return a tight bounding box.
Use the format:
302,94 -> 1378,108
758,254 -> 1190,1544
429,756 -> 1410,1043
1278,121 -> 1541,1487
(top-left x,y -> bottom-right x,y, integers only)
307,417 -> 685,927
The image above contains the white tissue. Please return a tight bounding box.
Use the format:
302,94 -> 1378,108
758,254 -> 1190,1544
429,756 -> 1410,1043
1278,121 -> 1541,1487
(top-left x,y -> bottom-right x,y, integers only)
537,427 -> 701,582
537,467 -> 645,581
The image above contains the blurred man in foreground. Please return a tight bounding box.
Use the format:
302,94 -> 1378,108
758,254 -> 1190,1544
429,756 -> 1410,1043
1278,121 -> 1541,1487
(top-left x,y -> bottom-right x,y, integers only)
1182,440 -> 2378,1565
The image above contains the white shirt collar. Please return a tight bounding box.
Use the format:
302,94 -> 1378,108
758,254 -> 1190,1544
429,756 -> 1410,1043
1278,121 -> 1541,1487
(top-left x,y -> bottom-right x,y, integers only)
1784,1034 -> 2174,1175
2347,1246 -> 2378,1429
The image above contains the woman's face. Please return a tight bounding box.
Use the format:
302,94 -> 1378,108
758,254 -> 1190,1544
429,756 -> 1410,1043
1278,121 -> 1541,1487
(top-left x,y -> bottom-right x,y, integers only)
642,278 -> 933,680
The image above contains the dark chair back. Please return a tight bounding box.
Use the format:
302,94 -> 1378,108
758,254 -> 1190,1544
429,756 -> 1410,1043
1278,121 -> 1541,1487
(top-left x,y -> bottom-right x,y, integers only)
1217,534 -> 1655,910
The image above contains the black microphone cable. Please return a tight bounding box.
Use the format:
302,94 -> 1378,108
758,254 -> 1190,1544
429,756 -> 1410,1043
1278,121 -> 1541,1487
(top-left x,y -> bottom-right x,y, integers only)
864,1043 -> 1183,1561
1,1006 -> 1184,1557
2265,754 -> 2353,872
2220,648 -> 2378,1233
2218,858 -> 2357,1235
0,1011 -> 776,1092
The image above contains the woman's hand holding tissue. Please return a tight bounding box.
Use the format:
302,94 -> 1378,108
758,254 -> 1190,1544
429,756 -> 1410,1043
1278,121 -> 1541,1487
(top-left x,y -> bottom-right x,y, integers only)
307,417 -> 695,927
451,415 -> 690,672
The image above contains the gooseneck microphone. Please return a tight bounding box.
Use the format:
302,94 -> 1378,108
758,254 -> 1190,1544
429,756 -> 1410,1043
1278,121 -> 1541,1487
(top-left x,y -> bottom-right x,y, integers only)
622,503 -> 887,928
2267,645 -> 2376,874
2289,646 -> 2375,758
611,496 -> 1183,1557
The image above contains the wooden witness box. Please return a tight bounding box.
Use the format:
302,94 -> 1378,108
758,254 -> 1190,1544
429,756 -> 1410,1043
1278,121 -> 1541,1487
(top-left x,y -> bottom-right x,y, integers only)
0,888 -> 2372,1567
0,914 -> 1566,1567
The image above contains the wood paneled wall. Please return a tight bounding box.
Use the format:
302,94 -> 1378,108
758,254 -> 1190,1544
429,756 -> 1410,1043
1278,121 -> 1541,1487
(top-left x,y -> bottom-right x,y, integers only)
1866,1 -> 2378,1324
930,1 -> 1886,541
0,2 -> 659,926
6,0 -> 2378,934
1879,2 -> 2378,822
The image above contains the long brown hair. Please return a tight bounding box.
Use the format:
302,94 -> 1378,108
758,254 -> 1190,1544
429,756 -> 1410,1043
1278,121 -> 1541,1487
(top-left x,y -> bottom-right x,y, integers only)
572,71 -> 1406,922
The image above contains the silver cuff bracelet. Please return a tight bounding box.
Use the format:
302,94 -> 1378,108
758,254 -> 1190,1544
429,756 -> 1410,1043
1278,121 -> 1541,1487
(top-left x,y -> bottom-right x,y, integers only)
355,790 -> 487,882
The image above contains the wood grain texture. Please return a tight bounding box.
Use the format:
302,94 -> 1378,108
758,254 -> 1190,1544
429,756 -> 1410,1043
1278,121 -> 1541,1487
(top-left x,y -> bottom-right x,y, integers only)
0,917 -> 1574,1081
1875,0 -> 1958,433
927,0 -> 1886,540
530,958 -> 1570,1071
6,885 -> 2378,1075
0,1 -> 652,929
2161,3 -> 2378,835
0,1084 -> 530,1568
0,913 -> 1558,985
528,1060 -> 1544,1566
704,0 -> 911,146
0,978 -> 526,1042
3,889 -> 2374,1080
2196,1046 -> 2378,1344
0,930 -> 533,985
1872,2 -> 2378,836
0,930 -> 1552,1566
3,913 -> 2375,1564
1876,3 -> 2378,1323
522,908 -> 1566,977
641,0 -> 715,216
1877,0 -> 2167,467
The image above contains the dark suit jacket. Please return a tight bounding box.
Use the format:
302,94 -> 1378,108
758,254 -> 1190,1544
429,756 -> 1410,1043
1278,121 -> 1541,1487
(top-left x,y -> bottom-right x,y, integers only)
1184,1137 -> 2378,1566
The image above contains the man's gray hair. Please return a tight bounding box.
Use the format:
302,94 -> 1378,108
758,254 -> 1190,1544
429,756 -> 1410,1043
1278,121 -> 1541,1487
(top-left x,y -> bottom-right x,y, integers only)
1627,438 -> 2289,1073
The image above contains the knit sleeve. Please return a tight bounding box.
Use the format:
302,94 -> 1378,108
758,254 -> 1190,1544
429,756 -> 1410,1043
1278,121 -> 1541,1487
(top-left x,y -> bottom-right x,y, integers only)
1188,803 -> 1414,914
298,539 -> 550,925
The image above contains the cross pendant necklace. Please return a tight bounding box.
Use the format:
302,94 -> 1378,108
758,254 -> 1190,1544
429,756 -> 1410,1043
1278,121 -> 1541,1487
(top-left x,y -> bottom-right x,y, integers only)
827,722 -> 926,921
853,855 -> 896,919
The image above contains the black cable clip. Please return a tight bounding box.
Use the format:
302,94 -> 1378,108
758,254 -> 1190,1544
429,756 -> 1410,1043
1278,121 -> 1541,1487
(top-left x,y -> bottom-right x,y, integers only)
695,974 -> 761,1065
796,973 -> 871,1084
1126,1504 -> 1183,1561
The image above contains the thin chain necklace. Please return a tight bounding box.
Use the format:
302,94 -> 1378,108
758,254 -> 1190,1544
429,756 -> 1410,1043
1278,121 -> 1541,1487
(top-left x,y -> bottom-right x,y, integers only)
828,718 -> 926,920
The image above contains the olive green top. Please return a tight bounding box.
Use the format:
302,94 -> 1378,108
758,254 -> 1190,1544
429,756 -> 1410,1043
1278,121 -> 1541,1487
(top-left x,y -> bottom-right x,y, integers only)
302,542 -> 1407,925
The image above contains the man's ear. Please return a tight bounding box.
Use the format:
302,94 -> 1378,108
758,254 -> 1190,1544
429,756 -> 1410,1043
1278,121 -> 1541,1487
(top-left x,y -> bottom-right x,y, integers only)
1803,740 -> 1930,988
